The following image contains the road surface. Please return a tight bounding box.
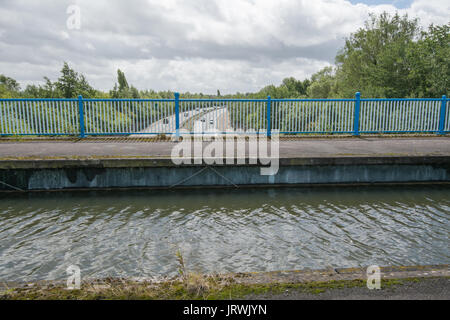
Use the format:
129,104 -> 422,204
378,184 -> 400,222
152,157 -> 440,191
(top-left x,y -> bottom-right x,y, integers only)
131,108 -> 204,136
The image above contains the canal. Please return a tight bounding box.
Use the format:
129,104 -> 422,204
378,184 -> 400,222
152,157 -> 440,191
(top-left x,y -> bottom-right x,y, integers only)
0,185 -> 449,282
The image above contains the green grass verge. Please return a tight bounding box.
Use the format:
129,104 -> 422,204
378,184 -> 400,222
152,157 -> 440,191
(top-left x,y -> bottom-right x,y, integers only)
0,275 -> 428,300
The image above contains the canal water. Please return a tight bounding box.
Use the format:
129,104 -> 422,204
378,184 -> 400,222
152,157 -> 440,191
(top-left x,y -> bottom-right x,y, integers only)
0,185 -> 449,282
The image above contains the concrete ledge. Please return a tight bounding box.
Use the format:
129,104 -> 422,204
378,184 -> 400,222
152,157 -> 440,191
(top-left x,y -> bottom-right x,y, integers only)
233,264 -> 450,285
1,155 -> 450,169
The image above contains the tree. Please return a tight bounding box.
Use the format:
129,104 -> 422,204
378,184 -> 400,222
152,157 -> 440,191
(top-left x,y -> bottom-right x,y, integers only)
306,67 -> 338,98
23,77 -> 61,98
0,74 -> 21,98
110,69 -> 140,98
335,12 -> 421,98
54,62 -> 95,98
56,62 -> 78,98
117,69 -> 129,91
282,77 -> 310,97
0,74 -> 20,92
76,74 -> 97,97
406,24 -> 449,97
248,77 -> 311,99
130,86 -> 140,99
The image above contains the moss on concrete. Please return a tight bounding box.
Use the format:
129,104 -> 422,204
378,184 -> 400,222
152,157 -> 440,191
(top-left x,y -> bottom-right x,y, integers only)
1,275 -> 443,300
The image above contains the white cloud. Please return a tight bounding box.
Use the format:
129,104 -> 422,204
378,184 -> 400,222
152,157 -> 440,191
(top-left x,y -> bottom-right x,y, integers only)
109,57 -> 329,93
0,0 -> 448,94
408,0 -> 450,26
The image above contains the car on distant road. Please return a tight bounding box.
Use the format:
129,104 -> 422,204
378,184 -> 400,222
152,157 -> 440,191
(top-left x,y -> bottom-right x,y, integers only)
209,119 -> 214,125
163,118 -> 169,124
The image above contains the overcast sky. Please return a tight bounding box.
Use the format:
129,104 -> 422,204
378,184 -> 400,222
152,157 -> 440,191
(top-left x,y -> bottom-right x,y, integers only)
0,0 -> 448,94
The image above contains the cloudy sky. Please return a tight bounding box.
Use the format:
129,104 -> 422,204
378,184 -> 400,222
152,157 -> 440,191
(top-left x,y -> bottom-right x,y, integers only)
0,0 -> 448,94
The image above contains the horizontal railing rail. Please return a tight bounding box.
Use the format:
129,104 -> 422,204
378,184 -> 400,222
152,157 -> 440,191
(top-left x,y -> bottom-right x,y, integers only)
0,93 -> 448,137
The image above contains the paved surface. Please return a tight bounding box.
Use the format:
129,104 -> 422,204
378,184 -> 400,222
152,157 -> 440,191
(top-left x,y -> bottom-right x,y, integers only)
194,106 -> 230,132
0,137 -> 449,159
132,107 -> 212,136
239,265 -> 450,300
250,277 -> 449,300
234,265 -> 450,285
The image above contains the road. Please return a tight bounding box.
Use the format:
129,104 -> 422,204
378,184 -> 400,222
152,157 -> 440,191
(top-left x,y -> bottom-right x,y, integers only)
131,108 -> 203,137
131,105 -> 233,137
131,105 -> 230,137
191,106 -> 231,133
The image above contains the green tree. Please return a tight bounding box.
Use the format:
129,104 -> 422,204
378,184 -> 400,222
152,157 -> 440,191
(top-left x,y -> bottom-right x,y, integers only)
282,77 -> 310,97
0,74 -> 20,92
406,24 -> 449,97
117,69 -> 129,91
56,62 -> 78,98
54,62 -> 95,98
130,86 -> 140,99
23,77 -> 61,98
110,69 -> 140,98
306,67 -> 337,98
335,12 -> 421,98
0,74 -> 21,98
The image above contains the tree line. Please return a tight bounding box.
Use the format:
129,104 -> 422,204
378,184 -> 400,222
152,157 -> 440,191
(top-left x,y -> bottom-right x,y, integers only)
1,13 -> 448,100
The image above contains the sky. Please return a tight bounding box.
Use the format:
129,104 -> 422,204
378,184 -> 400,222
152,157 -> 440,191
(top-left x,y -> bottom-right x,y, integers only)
0,0 -> 448,94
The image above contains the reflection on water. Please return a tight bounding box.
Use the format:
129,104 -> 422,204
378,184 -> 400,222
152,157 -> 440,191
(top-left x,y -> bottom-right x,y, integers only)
0,185 -> 449,282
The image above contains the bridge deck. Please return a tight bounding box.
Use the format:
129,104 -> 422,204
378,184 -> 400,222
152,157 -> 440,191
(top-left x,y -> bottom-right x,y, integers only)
0,137 -> 449,160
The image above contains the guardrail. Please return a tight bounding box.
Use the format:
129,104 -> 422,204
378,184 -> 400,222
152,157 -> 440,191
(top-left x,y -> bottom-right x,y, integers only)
0,93 -> 448,137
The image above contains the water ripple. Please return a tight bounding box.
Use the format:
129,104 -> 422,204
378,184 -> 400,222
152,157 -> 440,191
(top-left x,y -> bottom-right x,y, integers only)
0,185 -> 449,282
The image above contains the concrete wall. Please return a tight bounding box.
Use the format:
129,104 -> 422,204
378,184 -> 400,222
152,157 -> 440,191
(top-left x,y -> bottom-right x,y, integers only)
0,157 -> 449,191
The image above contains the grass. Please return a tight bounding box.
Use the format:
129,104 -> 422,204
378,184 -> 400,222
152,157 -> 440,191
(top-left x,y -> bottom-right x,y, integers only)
0,252 -> 445,300
1,275 -> 433,300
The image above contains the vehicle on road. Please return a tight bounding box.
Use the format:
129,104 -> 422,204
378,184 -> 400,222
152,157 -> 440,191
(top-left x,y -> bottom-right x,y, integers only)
209,119 -> 214,125
163,118 -> 169,124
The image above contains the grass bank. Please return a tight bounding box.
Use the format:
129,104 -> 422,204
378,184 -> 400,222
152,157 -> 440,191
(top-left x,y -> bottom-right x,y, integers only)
1,275 -> 442,300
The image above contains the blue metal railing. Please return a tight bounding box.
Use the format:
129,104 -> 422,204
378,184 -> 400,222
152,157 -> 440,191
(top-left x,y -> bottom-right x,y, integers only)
0,93 -> 448,137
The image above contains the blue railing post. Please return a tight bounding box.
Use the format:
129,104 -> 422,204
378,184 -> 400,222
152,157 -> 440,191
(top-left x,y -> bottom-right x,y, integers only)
438,95 -> 447,135
267,96 -> 271,137
353,92 -> 361,136
78,95 -> 85,138
174,92 -> 180,138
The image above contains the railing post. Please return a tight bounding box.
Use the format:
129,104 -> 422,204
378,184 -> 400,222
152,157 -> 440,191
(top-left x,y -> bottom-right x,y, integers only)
353,92 -> 360,136
438,95 -> 447,135
78,95 -> 85,138
267,96 -> 271,138
175,92 -> 180,138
